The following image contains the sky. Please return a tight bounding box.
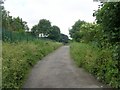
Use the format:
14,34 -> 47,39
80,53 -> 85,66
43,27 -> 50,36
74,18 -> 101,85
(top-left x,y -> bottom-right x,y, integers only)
4,0 -> 100,37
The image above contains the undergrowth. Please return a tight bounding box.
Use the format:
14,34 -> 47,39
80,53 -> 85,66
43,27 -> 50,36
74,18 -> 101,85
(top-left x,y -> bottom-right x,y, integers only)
70,42 -> 119,88
2,40 -> 62,89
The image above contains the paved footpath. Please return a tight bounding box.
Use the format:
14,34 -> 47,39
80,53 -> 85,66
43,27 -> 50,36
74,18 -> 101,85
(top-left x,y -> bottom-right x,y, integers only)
23,46 -> 108,88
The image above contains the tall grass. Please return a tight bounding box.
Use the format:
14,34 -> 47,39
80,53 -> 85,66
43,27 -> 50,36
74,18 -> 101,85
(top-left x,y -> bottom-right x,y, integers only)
2,40 -> 62,88
70,42 -> 119,88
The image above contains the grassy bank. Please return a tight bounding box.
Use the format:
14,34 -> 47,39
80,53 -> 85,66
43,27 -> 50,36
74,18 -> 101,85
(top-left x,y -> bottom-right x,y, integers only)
70,42 -> 119,88
2,40 -> 62,88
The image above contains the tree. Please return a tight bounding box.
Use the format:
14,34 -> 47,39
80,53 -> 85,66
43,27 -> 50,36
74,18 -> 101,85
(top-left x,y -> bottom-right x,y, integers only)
2,7 -> 29,33
37,19 -> 51,37
31,19 -> 62,42
10,17 -> 28,32
48,25 -> 61,41
31,25 -> 38,37
94,3 -> 120,44
69,20 -> 85,40
78,23 -> 100,43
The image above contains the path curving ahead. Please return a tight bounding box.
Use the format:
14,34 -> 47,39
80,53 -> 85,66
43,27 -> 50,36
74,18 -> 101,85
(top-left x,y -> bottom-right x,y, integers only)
23,46 -> 107,88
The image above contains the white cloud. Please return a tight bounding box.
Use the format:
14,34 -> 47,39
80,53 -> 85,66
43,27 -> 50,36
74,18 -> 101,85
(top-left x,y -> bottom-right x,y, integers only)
4,0 -> 99,36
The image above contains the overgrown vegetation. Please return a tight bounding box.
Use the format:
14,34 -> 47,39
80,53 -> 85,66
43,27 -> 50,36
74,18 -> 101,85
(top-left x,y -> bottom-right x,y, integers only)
70,2 -> 120,88
70,43 -> 119,88
2,40 -> 62,88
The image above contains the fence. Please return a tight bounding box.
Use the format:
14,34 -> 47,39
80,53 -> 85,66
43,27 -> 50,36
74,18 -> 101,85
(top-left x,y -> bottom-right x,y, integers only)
2,29 -> 37,42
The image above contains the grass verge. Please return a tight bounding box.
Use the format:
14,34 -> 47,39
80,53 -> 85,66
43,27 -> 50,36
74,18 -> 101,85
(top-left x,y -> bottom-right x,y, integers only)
70,42 -> 119,88
2,40 -> 62,88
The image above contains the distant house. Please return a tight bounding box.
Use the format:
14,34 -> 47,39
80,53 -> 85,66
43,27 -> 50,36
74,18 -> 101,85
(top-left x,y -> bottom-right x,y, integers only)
39,33 -> 48,38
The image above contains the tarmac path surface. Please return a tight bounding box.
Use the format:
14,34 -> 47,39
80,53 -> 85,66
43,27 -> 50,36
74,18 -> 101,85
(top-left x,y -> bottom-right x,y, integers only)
23,46 -> 107,88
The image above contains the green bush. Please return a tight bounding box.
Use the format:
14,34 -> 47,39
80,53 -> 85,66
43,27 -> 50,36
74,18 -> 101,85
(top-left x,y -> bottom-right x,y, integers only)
2,40 -> 62,89
70,42 -> 119,88
70,42 -> 98,69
